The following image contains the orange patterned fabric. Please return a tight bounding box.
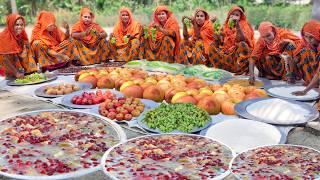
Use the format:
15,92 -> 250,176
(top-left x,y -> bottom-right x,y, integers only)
178,40 -> 209,65
209,41 -> 251,74
0,14 -> 28,54
73,39 -> 110,65
252,21 -> 301,58
71,7 -> 105,46
149,5 -> 180,56
255,41 -> 297,80
0,44 -> 37,75
222,6 -> 254,53
112,7 -> 141,46
31,11 -> 66,51
294,48 -> 319,84
143,35 -> 176,63
109,38 -> 143,62
32,38 -> 77,68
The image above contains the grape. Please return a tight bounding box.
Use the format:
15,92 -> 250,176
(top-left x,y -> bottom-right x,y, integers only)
90,28 -> 97,36
214,22 -> 221,34
143,103 -> 210,133
123,36 -> 129,43
14,73 -> 47,84
150,27 -> 157,42
183,18 -> 191,29
228,20 -> 235,29
110,37 -> 116,44
143,26 -> 149,39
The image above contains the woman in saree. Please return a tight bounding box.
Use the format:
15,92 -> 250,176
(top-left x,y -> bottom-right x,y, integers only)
143,5 -> 180,63
293,66 -> 319,111
109,7 -> 143,62
290,20 -> 320,85
178,8 -> 215,65
208,5 -> 254,74
292,21 -> 320,111
0,14 -> 37,78
249,21 -> 302,84
71,7 -> 109,65
31,11 -> 77,70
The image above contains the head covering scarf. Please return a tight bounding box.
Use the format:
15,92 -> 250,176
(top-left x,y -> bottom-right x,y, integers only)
222,5 -> 254,52
112,7 -> 141,45
252,21 -> 301,57
189,9 -> 214,54
0,14 -> 28,54
31,11 -> 65,50
149,5 -> 180,55
294,19 -> 320,55
71,7 -> 105,45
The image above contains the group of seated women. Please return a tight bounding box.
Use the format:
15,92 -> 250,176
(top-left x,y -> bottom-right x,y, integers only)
0,5 -> 319,92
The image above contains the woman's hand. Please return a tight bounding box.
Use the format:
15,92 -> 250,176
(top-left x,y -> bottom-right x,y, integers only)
57,54 -> 70,62
15,71 -> 24,79
249,74 -> 255,85
210,16 -> 217,23
62,22 -> 69,31
182,16 -> 187,23
292,90 -> 307,96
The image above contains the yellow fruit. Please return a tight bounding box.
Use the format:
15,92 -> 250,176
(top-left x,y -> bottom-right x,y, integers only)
145,78 -> 157,85
213,90 -> 227,95
253,89 -> 268,97
199,89 -> 213,96
78,73 -> 91,81
120,81 -> 134,92
171,92 -> 188,104
133,78 -> 144,85
186,89 -> 199,96
158,79 -> 171,84
223,84 -> 232,91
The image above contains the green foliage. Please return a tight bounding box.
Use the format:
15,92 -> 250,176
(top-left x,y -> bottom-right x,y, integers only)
0,0 -> 312,31
245,5 -> 311,30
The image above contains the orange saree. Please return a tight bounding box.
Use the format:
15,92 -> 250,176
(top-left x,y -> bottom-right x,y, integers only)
71,7 -> 109,65
31,11 -> 77,70
143,6 -> 180,63
208,6 -> 254,74
293,19 -> 320,84
109,7 -> 143,62
252,21 -> 301,80
178,9 -> 215,65
0,14 -> 37,76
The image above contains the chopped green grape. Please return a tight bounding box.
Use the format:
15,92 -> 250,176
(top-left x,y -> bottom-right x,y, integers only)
147,61 -> 162,68
127,61 -> 141,65
182,67 -> 201,76
15,73 -> 47,84
142,103 -> 210,133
